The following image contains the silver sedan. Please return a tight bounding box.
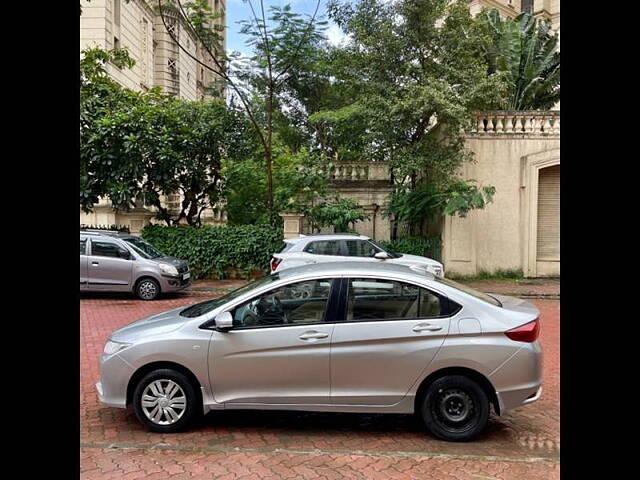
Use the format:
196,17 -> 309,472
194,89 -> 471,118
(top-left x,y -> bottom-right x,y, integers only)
96,262 -> 542,441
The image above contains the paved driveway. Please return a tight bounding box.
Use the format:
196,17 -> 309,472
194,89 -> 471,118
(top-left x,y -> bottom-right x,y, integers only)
80,290 -> 559,479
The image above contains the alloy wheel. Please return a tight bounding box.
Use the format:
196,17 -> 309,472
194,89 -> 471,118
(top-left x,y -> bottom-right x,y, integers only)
141,379 -> 187,425
138,280 -> 158,300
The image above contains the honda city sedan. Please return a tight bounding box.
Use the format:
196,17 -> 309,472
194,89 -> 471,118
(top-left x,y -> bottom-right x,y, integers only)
96,262 -> 542,441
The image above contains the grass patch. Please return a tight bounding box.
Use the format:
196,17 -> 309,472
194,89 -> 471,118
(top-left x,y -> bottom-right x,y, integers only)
447,269 -> 524,282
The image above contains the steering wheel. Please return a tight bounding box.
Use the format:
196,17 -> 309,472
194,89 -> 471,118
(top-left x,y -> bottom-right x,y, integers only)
271,296 -> 293,324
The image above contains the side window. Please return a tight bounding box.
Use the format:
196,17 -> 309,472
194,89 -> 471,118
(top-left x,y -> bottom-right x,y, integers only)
345,240 -> 378,257
346,278 -> 446,321
80,239 -> 87,256
232,279 -> 333,328
91,241 -> 128,259
304,241 -> 342,256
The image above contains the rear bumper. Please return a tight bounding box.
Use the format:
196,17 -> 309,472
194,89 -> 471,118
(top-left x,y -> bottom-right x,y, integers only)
495,384 -> 542,413
490,341 -> 543,413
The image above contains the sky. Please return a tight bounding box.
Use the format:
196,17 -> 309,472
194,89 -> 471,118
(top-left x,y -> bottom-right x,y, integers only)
225,0 -> 347,56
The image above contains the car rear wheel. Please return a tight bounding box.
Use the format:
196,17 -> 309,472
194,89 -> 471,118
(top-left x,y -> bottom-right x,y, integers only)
133,369 -> 200,433
421,375 -> 489,442
136,278 -> 160,301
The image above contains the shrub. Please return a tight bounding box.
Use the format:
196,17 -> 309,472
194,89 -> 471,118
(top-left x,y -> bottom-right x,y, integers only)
379,236 -> 442,261
141,224 -> 283,279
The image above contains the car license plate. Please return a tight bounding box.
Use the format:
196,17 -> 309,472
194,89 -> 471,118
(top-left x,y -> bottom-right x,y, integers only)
183,272 -> 191,280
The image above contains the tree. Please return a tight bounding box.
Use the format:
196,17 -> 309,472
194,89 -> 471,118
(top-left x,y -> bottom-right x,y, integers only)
482,9 -> 560,110
156,0 -> 327,223
306,197 -> 369,233
80,48 -> 139,212
317,0 -> 507,236
80,48 -> 251,226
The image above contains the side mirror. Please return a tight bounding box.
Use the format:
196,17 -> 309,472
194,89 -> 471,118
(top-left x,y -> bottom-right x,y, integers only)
214,311 -> 234,331
119,249 -> 131,260
374,251 -> 390,260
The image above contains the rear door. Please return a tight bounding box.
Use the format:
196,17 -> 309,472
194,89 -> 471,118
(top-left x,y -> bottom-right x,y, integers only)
330,277 -> 453,406
302,240 -> 344,265
87,239 -> 134,291
80,237 -> 88,290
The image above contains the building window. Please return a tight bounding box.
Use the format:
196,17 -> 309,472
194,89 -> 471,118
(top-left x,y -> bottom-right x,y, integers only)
522,0 -> 534,13
114,0 -> 121,26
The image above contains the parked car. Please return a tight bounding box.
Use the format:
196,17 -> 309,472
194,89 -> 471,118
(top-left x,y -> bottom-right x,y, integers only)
270,234 -> 444,278
80,229 -> 191,300
96,261 -> 541,441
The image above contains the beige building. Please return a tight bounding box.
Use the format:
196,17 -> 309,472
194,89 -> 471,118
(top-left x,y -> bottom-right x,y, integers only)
441,112 -> 559,278
80,0 -> 227,232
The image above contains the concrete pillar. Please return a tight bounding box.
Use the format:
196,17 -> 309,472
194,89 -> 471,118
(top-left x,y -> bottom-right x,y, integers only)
279,212 -> 305,239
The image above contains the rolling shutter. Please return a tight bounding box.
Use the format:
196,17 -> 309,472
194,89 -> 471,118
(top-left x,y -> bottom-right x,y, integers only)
536,165 -> 560,261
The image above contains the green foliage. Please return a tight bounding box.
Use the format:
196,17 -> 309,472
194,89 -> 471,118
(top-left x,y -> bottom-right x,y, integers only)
447,269 -> 524,281
379,236 -> 442,261
388,180 -> 496,228
482,9 -> 560,110
223,147 -> 330,225
305,196 -> 369,233
141,224 -> 283,279
323,0 -> 508,179
80,48 -> 252,225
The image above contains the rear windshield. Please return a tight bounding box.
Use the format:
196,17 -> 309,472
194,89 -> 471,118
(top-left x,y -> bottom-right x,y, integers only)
180,274 -> 279,318
433,277 -> 502,307
279,241 -> 295,253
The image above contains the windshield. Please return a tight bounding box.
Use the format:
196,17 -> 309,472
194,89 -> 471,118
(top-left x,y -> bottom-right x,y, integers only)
180,274 -> 279,318
433,276 -> 502,307
123,237 -> 164,259
368,240 -> 402,259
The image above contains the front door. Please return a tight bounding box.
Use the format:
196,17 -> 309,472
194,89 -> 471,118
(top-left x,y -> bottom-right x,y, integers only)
87,239 -> 133,291
210,278 -> 339,405
330,278 -> 452,406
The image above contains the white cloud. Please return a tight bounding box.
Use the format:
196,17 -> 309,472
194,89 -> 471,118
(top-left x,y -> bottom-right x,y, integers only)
325,23 -> 348,46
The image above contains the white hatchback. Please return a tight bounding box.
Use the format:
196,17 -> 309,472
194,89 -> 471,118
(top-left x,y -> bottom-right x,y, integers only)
270,234 -> 444,277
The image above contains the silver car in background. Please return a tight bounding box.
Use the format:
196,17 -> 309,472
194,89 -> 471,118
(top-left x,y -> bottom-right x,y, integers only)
80,229 -> 191,300
96,262 -> 541,441
270,234 -> 444,277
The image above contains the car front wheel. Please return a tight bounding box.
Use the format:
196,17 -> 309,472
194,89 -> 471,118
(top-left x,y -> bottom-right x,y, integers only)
136,278 -> 160,301
132,369 -> 200,433
421,375 -> 490,442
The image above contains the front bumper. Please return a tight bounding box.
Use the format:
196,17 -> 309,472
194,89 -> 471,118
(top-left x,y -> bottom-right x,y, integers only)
159,273 -> 192,292
96,353 -> 134,409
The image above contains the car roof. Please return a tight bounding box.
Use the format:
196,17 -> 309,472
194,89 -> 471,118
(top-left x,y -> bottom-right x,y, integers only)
286,233 -> 370,243
277,261 -> 434,281
80,230 -> 136,240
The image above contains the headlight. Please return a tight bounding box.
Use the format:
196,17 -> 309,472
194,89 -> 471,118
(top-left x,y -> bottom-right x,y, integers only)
103,340 -> 131,355
159,263 -> 179,276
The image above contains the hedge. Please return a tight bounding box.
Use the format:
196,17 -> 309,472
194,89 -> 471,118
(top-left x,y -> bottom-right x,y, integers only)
141,224 -> 283,280
378,236 -> 442,261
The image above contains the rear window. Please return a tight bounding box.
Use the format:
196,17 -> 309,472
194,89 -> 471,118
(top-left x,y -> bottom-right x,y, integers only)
279,242 -> 295,253
433,277 -> 502,307
304,240 -> 342,256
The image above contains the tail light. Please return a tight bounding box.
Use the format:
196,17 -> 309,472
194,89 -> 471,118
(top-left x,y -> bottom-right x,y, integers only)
504,318 -> 540,343
270,257 -> 282,272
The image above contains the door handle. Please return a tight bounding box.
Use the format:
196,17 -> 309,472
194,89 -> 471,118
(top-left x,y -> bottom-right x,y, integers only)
413,323 -> 443,332
298,331 -> 329,340
91,262 -> 99,266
